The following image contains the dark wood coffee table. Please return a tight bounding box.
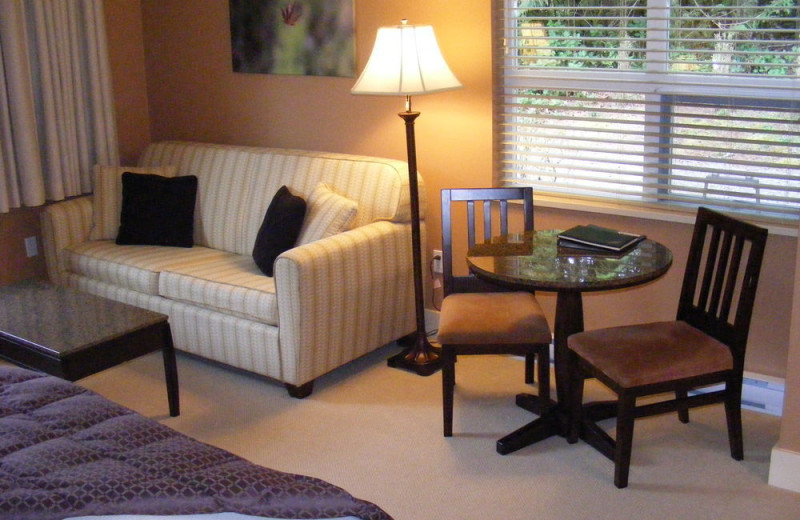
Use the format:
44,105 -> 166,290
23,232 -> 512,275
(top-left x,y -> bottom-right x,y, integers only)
0,279 -> 179,416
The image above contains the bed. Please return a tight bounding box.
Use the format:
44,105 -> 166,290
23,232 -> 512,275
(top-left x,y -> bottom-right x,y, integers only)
0,366 -> 391,520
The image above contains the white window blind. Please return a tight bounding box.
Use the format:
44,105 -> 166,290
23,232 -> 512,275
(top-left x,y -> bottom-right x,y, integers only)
495,0 -> 800,223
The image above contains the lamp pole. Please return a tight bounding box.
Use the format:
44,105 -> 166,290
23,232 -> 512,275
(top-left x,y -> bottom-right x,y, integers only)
386,107 -> 441,375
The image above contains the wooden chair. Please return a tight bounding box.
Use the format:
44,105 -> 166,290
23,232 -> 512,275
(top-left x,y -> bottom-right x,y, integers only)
566,207 -> 768,488
438,188 -> 552,437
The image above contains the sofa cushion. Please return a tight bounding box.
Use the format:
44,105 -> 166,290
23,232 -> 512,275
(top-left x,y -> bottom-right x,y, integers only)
116,172 -> 198,248
297,183 -> 358,246
159,256 -> 278,326
89,165 -> 178,241
253,186 -> 306,277
67,241 -> 232,295
138,142 -> 414,257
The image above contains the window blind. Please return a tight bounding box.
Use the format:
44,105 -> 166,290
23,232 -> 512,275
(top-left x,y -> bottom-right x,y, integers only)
495,0 -> 800,223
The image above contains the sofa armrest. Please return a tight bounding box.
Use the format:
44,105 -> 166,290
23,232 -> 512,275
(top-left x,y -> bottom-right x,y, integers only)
40,196 -> 93,285
273,220 -> 417,386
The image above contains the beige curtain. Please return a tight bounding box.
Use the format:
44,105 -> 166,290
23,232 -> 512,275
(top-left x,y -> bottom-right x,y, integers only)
0,0 -> 118,213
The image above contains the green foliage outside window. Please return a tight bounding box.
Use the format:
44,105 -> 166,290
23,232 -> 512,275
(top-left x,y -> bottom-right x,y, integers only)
514,0 -> 798,76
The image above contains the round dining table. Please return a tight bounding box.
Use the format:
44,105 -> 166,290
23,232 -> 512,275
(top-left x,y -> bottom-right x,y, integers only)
467,229 -> 673,454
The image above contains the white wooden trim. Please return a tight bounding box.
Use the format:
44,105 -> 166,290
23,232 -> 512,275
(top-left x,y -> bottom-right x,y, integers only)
769,447 -> 800,493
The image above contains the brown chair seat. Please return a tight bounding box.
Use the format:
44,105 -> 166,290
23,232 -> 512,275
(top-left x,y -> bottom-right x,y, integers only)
568,321 -> 732,389
438,292 -> 551,346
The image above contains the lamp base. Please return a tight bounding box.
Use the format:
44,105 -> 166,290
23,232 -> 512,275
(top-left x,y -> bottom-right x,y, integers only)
387,332 -> 442,376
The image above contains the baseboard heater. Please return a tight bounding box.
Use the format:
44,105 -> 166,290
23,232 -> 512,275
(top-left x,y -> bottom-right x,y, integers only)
689,372 -> 785,416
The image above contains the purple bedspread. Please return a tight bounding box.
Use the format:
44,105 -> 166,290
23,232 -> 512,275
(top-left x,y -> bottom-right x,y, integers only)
0,366 -> 391,520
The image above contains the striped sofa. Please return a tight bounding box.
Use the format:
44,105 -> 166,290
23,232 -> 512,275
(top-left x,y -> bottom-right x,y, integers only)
40,141 -> 419,397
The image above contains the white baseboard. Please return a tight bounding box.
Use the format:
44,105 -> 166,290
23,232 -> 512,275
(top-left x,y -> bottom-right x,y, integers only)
769,447 -> 800,493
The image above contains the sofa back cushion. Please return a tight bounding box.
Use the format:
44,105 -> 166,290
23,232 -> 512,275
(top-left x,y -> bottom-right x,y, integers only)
296,183 -> 358,246
138,141 -> 417,256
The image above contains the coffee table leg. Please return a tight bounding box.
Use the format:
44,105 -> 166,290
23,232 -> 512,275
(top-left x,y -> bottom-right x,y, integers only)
161,324 -> 180,416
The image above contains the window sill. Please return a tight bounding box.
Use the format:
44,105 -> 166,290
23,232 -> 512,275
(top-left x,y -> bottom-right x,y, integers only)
533,194 -> 798,238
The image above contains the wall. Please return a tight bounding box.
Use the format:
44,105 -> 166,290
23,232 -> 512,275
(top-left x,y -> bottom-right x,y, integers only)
769,225 -> 800,491
104,0 -> 152,165
0,208 -> 46,285
783,310 -> 800,452
0,0 -> 792,380
0,0 -> 793,441
129,0 -> 796,380
0,0 -> 792,488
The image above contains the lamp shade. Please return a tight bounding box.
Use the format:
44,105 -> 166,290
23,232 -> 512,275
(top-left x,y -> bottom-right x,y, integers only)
351,23 -> 462,96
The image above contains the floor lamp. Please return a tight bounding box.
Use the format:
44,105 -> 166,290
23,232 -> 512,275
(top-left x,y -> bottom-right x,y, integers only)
351,20 -> 462,376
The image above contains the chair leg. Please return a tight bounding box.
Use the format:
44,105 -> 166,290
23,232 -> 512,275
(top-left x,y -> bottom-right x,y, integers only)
537,347 -> 551,408
614,394 -> 636,489
524,352 -> 535,384
567,352 -> 584,444
442,346 -> 456,437
725,378 -> 744,460
676,386 -> 690,424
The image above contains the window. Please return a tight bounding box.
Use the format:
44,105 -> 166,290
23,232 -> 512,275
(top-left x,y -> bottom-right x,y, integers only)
495,0 -> 800,223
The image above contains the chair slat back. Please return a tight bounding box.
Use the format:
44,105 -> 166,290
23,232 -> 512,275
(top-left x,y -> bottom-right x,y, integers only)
677,207 -> 768,366
441,188 -> 534,296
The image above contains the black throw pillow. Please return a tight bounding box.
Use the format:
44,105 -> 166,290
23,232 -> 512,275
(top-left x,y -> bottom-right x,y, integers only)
116,172 -> 198,248
253,186 -> 307,276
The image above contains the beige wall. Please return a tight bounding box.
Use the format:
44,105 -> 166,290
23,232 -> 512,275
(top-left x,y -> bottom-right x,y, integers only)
0,207 -> 46,285
105,0 -> 152,164
779,233 -> 800,453
102,0 -> 800,439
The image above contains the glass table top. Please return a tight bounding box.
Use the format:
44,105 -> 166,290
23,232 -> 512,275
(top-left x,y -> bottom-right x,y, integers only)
0,280 -> 167,357
467,229 -> 673,293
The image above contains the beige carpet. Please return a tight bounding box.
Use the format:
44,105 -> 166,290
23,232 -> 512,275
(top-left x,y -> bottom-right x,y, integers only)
76,345 -> 800,520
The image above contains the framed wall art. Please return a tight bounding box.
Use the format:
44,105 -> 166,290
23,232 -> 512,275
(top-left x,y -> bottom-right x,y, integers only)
230,0 -> 355,77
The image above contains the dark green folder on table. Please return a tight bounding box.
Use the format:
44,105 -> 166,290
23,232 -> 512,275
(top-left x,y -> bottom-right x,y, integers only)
557,224 -> 646,253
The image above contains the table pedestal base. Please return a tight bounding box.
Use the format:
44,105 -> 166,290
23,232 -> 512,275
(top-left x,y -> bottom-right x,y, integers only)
496,394 -> 620,456
572,400 -> 620,461
496,393 -> 565,454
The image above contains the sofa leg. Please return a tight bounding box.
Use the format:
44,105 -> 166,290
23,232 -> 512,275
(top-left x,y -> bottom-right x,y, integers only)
285,381 -> 314,399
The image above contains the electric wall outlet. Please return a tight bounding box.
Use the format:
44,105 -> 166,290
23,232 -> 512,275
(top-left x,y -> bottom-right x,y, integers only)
432,249 -> 443,274
24,236 -> 38,257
